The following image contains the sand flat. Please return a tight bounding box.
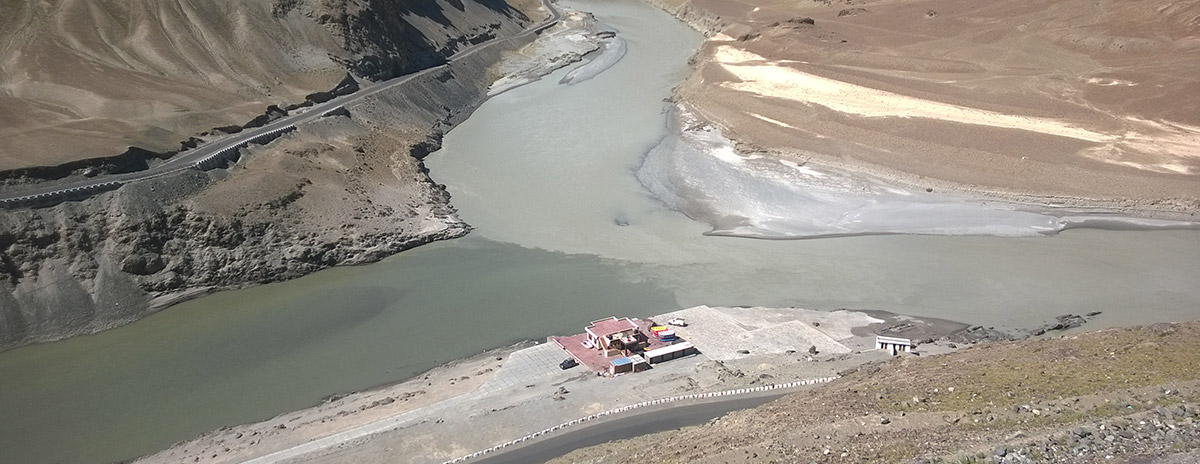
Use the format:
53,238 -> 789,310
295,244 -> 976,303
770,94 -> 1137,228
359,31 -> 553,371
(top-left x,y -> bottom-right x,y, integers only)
669,0 -> 1200,214
715,46 -> 1109,142
715,45 -> 1200,175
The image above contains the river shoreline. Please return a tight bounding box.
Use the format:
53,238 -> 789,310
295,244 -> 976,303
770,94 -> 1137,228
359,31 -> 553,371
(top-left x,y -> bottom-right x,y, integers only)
0,0 -> 558,353
638,104 -> 1200,239
137,305 -> 983,464
0,12 -> 634,463
134,341 -> 535,464
140,303 -> 1106,464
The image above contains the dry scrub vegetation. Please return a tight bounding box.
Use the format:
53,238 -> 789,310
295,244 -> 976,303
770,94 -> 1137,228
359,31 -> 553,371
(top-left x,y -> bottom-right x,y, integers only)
554,323 -> 1200,463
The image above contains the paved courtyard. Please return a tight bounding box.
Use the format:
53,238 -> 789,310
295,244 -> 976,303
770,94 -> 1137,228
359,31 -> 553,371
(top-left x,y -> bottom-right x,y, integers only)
476,342 -> 571,395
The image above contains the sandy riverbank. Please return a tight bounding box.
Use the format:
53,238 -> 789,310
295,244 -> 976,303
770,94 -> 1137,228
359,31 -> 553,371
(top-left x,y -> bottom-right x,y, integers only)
644,0 -> 1200,223
636,104 -> 1200,238
135,343 -> 530,464
487,9 -> 611,95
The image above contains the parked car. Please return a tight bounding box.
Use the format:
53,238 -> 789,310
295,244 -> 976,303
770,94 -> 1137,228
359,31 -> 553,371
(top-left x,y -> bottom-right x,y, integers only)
559,358 -> 579,370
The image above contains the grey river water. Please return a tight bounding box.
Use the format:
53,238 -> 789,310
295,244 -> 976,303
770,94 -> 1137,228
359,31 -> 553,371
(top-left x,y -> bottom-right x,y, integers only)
1,0 -> 1199,463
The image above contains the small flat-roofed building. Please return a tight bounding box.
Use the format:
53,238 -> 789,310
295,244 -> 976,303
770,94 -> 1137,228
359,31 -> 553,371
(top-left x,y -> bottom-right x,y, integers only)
876,335 -> 914,355
643,341 -> 698,364
585,316 -> 643,355
611,356 -> 634,375
610,355 -> 650,375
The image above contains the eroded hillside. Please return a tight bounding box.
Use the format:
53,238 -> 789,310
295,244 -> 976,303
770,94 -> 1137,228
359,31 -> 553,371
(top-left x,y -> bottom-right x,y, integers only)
0,0 -> 529,171
0,0 -> 546,350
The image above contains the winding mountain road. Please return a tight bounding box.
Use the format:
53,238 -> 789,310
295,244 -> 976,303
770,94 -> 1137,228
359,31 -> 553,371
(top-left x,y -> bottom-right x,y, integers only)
0,0 -> 562,209
467,392 -> 788,464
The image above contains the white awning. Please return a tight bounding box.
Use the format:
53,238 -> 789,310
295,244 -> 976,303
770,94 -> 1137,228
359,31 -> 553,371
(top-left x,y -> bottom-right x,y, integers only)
643,342 -> 695,359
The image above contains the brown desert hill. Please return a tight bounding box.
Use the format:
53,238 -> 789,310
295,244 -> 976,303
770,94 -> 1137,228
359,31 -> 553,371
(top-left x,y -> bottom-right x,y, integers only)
651,0 -> 1200,216
0,0 -> 529,171
552,322 -> 1200,463
0,0 -> 544,351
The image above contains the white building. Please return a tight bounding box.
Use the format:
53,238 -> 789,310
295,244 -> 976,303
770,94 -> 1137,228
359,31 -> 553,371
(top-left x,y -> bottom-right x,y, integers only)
875,335 -> 914,355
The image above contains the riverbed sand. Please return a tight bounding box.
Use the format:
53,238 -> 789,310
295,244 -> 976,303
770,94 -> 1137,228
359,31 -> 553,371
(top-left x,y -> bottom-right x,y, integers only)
135,343 -> 525,464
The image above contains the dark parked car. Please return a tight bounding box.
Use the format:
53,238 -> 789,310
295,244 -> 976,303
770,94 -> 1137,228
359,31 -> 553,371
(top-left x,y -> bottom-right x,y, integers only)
559,358 -> 579,370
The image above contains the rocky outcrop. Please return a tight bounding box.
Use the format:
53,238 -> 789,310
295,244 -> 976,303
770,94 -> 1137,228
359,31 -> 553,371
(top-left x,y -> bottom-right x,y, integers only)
639,0 -> 727,36
0,181 -> 467,348
0,147 -> 175,187
320,0 -> 528,80
0,0 -> 543,351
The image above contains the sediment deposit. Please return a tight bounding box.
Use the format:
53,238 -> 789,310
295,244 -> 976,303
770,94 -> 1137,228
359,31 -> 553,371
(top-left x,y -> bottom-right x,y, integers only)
643,0 -> 1200,219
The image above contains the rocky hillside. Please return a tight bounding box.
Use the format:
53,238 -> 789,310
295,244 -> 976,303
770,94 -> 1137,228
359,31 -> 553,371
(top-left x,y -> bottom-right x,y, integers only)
553,322 -> 1200,463
0,0 -> 545,350
0,0 -> 529,171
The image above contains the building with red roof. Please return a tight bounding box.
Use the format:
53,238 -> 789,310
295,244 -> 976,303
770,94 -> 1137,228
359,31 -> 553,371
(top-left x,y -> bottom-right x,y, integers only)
584,316 -> 643,355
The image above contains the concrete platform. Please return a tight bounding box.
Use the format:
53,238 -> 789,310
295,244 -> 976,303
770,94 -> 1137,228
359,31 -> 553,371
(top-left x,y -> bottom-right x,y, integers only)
653,306 -> 881,361
476,343 -> 570,395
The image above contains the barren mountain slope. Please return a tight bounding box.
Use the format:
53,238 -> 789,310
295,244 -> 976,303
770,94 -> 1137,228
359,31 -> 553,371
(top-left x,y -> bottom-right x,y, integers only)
650,0 -> 1200,215
0,0 -> 527,170
0,0 -> 544,350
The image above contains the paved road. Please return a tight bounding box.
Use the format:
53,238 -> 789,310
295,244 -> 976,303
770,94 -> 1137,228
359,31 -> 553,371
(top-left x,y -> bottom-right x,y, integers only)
0,0 -> 563,208
468,392 -> 789,464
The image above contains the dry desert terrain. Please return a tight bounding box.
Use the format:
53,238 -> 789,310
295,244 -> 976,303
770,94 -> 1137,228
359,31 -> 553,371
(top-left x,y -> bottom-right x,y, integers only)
657,0 -> 1200,216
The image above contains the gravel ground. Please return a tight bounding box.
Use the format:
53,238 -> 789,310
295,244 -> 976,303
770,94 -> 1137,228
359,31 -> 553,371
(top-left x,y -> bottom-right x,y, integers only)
552,322 -> 1200,464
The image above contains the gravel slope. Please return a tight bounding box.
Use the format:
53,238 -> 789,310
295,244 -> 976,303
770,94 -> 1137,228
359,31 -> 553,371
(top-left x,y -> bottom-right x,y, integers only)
554,322 -> 1200,463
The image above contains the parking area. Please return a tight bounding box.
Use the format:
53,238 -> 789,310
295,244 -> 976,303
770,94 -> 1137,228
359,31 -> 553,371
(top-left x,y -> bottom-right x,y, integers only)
549,333 -> 608,373
653,306 -> 866,360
